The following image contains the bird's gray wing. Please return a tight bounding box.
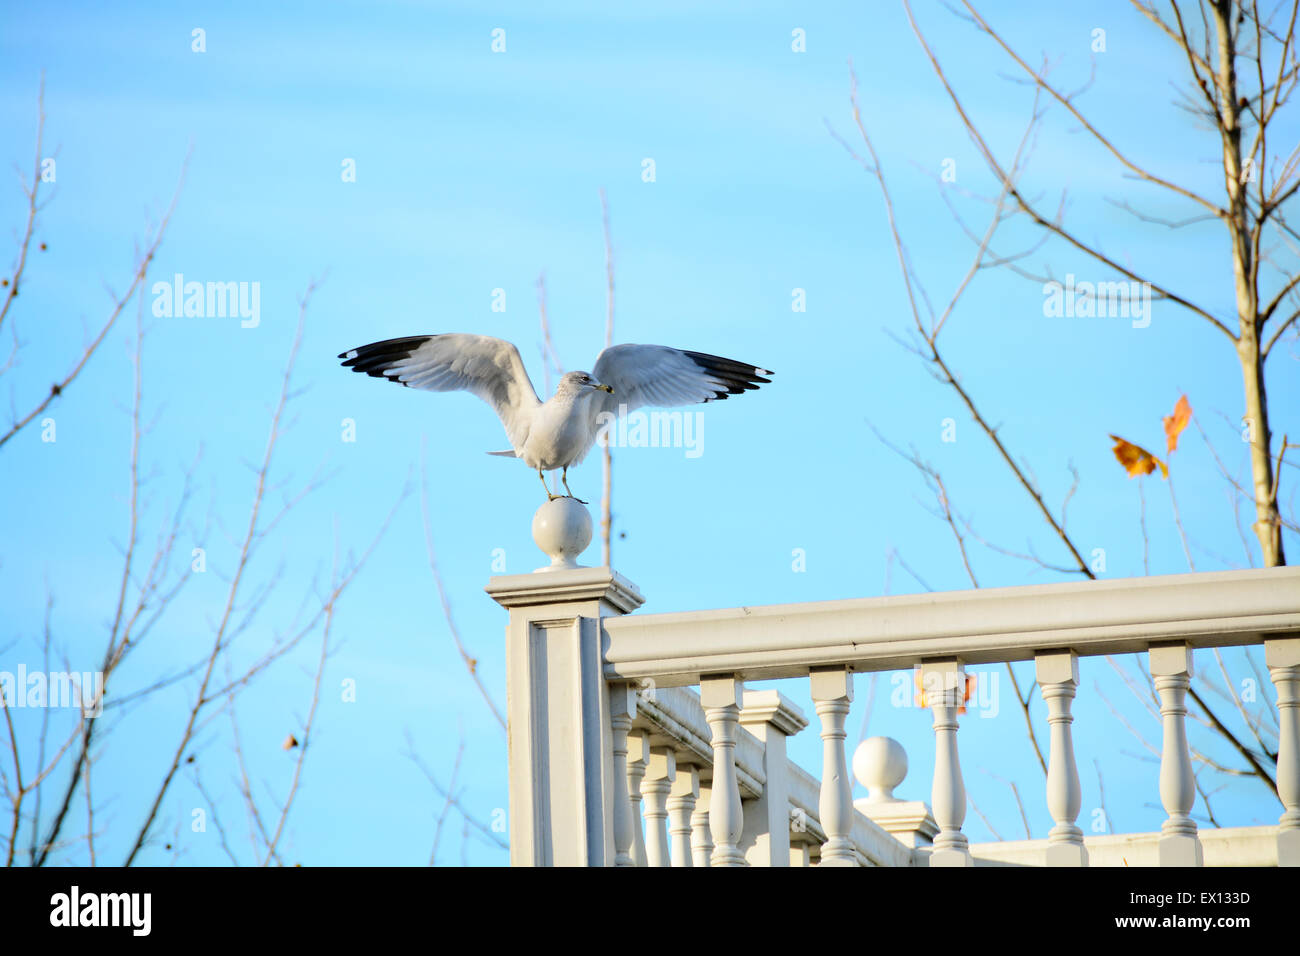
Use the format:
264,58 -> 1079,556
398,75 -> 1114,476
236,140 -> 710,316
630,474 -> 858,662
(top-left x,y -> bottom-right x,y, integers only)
339,334 -> 541,450
590,344 -> 771,416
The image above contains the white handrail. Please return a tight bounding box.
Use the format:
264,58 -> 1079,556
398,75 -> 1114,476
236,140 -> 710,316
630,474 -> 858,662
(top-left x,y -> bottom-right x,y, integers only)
602,566 -> 1300,686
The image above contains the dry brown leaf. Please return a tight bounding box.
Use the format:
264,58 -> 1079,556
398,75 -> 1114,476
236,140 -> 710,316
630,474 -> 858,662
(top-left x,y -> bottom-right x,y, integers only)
1110,434 -> 1168,479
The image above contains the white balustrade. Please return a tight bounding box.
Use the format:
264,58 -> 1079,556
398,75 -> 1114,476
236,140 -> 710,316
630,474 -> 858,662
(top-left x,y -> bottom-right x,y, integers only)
1150,643 -> 1203,866
627,730 -> 649,867
691,783 -> 713,867
1036,650 -> 1087,866
489,501 -> 1300,867
702,676 -> 746,867
643,747 -> 676,867
1268,637 -> 1300,867
923,659 -> 971,866
810,667 -> 855,866
610,684 -> 637,867
667,764 -> 699,867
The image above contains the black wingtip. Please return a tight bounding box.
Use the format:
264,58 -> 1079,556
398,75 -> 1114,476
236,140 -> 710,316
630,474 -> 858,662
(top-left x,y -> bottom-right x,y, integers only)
338,335 -> 434,381
681,349 -> 772,399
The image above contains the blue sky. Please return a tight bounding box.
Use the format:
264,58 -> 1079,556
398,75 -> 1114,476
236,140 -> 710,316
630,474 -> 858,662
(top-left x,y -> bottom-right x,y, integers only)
1,1 -> 1296,865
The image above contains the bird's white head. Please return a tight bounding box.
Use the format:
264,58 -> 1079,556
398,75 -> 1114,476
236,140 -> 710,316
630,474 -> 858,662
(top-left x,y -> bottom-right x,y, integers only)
557,370 -> 614,397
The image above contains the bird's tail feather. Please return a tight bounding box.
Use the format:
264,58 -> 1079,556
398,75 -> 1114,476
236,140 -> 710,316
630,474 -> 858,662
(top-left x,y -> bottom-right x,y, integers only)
486,449 -> 517,457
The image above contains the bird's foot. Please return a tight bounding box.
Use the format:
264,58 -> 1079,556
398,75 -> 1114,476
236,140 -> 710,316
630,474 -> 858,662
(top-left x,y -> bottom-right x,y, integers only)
567,494 -> 589,505
547,493 -> 561,502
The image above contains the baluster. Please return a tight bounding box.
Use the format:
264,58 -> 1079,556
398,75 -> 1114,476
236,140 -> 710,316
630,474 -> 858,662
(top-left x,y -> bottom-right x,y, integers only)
702,676 -> 745,866
810,667 -> 855,865
1150,644 -> 1203,866
627,730 -> 649,867
1267,637 -> 1300,866
667,764 -> 699,867
610,684 -> 637,866
691,783 -> 713,867
1036,651 -> 1087,866
923,659 -> 972,866
643,747 -> 676,867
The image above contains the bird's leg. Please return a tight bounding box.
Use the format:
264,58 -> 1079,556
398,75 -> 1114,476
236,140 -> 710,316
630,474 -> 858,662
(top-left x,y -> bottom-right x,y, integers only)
561,467 -> 588,504
539,470 -> 559,502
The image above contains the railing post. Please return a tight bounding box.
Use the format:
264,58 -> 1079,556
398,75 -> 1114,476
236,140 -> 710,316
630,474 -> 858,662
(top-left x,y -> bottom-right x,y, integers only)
667,763 -> 699,867
691,783 -> 713,867
923,659 -> 972,867
643,747 -> 676,867
810,667 -> 856,866
789,840 -> 812,866
738,689 -> 808,866
609,683 -> 637,867
1149,643 -> 1203,866
1036,650 -> 1087,867
486,564 -> 644,866
627,730 -> 649,867
1267,636 -> 1300,867
702,675 -> 746,866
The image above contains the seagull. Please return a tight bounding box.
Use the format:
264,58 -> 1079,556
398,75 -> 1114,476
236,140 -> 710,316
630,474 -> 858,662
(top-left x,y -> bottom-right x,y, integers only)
338,334 -> 771,501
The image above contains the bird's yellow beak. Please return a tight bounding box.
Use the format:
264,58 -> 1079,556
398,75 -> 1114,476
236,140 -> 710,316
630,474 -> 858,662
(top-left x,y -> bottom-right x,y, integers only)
599,384 -> 614,393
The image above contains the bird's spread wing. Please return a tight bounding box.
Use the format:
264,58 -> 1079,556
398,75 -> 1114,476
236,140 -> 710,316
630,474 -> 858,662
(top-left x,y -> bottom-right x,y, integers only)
590,345 -> 771,416
339,334 -> 541,450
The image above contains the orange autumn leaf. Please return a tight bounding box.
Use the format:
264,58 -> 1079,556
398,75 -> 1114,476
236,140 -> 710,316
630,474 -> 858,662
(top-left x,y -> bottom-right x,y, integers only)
1163,394 -> 1192,454
961,673 -> 976,715
914,671 -> 977,713
1109,434 -> 1168,479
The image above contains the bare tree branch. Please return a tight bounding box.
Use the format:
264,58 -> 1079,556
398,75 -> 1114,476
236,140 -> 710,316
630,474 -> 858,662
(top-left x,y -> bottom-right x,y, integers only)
420,439 -> 506,733
0,148 -> 189,450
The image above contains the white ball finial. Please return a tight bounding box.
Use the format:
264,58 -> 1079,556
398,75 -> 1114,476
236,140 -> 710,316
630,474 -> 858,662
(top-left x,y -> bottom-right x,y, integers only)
532,498 -> 593,572
853,736 -> 908,804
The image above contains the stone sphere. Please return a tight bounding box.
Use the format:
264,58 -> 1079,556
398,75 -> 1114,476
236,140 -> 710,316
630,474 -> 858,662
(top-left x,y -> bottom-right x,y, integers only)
853,736 -> 908,803
531,497 -> 592,571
